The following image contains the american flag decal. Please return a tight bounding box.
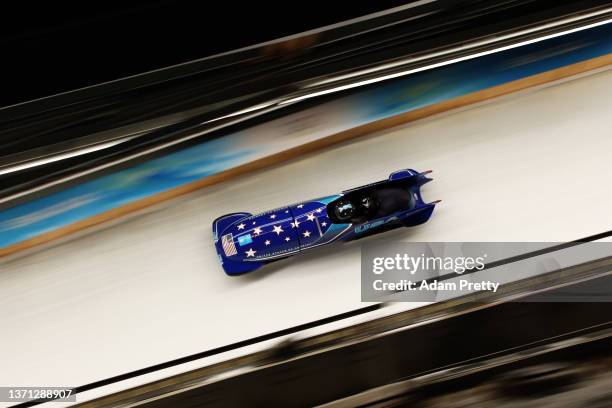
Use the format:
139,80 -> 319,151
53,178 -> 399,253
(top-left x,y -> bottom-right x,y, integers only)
222,233 -> 237,256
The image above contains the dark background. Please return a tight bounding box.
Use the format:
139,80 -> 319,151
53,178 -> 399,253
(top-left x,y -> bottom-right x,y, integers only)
0,1 -> 405,107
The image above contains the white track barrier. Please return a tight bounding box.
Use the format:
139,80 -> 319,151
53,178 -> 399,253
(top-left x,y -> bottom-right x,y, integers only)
1,68 -> 612,397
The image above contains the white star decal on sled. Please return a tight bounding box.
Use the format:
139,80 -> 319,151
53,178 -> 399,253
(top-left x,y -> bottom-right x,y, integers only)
237,223 -> 246,230
285,237 -> 291,242
273,225 -> 284,235
252,221 -> 256,225
303,230 -> 311,237
291,219 -> 300,228
270,214 -> 276,219
307,213 -> 316,221
253,227 -> 262,236
265,240 -> 271,246
316,208 -> 323,213
297,204 -> 304,208
321,221 -> 327,226
245,248 -> 256,257
285,210 -> 289,213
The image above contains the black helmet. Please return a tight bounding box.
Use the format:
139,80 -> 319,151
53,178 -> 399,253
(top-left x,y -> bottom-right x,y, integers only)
360,195 -> 377,214
334,200 -> 356,221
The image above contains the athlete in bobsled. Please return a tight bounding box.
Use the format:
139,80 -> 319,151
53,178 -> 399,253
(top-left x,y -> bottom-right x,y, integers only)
213,169 -> 439,275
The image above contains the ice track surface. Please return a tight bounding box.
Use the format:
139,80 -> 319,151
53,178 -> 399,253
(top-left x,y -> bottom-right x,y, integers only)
2,68 -> 612,390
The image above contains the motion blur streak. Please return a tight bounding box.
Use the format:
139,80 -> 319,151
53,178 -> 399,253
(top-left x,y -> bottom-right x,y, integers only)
1,68 -> 612,397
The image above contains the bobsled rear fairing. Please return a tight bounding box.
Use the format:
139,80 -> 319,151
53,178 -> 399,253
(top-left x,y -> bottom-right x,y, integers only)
326,169 -> 437,237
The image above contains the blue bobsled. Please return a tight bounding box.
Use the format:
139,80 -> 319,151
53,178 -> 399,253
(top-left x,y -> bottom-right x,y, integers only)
213,169 -> 439,275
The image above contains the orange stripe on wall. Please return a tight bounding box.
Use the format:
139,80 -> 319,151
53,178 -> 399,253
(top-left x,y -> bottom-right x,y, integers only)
2,54 -> 611,258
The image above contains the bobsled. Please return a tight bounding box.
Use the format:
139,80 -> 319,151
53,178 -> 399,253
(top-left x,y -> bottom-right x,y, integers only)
213,169 -> 439,275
